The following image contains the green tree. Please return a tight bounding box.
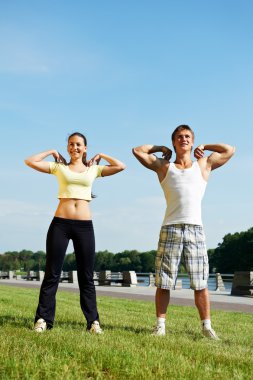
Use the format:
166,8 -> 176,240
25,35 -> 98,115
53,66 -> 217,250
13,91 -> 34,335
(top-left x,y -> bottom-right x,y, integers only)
140,251 -> 156,272
212,227 -> 253,273
111,250 -> 142,272
95,250 -> 114,271
33,251 -> 46,271
63,253 -> 77,271
207,249 -> 216,273
18,250 -> 34,271
0,251 -> 20,271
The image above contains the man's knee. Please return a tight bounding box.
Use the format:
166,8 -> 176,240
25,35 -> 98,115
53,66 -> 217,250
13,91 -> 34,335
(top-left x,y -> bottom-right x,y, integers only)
190,279 -> 208,290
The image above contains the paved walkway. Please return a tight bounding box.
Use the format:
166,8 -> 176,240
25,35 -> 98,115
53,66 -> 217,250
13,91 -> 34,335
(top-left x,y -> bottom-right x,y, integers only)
0,279 -> 252,313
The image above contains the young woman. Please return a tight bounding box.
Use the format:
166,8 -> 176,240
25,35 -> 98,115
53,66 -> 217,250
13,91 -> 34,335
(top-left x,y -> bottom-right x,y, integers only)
25,132 -> 126,334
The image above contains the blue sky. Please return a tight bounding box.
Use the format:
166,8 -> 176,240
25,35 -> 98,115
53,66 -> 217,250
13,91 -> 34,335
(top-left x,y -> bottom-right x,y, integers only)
0,0 -> 252,253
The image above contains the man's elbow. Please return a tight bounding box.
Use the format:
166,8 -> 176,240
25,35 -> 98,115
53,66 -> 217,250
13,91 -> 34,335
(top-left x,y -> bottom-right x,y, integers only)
132,147 -> 139,157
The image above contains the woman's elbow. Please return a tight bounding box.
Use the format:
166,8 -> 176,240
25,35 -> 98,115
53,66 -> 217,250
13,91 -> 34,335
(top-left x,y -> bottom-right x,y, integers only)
24,158 -> 31,167
24,159 -> 37,169
114,163 -> 126,173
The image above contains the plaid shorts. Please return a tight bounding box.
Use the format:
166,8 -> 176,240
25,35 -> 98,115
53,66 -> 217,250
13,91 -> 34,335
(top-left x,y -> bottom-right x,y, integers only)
155,224 -> 209,290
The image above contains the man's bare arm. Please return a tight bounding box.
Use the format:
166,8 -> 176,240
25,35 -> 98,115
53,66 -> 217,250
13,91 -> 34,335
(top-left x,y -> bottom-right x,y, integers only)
194,143 -> 235,171
132,145 -> 172,172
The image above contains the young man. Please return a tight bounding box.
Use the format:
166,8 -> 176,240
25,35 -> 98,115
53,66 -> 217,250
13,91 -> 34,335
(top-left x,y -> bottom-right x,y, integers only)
132,125 -> 235,339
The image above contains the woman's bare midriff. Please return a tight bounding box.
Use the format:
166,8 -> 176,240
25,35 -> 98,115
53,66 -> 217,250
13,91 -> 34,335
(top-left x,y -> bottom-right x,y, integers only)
54,199 -> 92,220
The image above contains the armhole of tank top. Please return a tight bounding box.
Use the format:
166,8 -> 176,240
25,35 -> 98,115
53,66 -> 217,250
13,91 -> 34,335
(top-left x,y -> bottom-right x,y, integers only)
195,160 -> 208,183
195,160 -> 202,173
160,163 -> 171,186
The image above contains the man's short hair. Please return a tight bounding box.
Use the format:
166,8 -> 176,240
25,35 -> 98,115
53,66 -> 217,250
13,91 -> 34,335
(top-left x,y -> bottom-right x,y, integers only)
171,125 -> 195,143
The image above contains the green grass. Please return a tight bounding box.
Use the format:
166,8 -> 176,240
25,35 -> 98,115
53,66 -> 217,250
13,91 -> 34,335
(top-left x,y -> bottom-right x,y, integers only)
0,285 -> 252,380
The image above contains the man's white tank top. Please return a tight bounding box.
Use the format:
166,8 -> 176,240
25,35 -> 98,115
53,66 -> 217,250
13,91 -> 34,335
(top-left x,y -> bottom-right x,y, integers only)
160,161 -> 207,226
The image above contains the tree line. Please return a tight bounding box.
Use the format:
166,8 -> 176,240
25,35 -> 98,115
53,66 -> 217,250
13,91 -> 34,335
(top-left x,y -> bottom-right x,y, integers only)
0,249 -> 157,273
208,227 -> 253,273
0,227 -> 252,273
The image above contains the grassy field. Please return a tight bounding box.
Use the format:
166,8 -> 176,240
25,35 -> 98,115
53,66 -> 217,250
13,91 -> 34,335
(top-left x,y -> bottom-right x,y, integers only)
0,285 -> 252,380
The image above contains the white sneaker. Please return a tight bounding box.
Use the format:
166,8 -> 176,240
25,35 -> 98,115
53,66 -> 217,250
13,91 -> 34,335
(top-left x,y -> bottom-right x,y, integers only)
202,327 -> 220,340
88,321 -> 103,334
34,318 -> 47,332
151,325 -> 166,336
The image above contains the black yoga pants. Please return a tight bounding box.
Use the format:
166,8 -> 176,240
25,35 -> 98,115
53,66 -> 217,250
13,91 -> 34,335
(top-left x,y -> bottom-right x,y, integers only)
35,217 -> 99,328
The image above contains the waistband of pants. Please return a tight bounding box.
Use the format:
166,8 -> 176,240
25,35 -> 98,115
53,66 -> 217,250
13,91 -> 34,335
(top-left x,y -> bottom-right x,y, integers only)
52,217 -> 93,226
161,223 -> 203,230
